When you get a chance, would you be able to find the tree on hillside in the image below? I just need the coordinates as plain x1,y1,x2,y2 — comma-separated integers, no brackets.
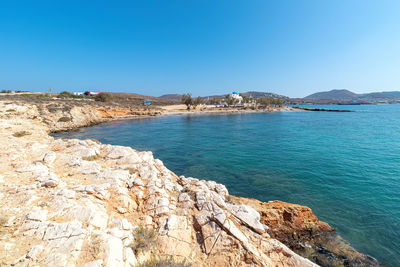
181,94,193,110
207,97,221,105
225,94,235,107
257,97,274,108
94,92,112,102
58,91,73,98
241,95,249,104
193,96,203,108
270,98,283,107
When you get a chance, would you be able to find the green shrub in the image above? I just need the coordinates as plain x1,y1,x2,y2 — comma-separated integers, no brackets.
13,131,31,137
58,91,73,98
130,226,157,255
58,116,71,122
94,92,112,102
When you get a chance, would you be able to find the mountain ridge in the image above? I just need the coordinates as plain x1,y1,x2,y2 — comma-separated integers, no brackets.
304,89,400,102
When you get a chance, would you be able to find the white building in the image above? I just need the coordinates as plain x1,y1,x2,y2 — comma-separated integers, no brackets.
230,91,243,105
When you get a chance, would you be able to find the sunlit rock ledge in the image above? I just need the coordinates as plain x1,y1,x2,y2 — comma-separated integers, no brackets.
0,101,381,267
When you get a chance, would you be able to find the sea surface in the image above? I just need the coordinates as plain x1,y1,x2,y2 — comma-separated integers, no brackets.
53,104,400,266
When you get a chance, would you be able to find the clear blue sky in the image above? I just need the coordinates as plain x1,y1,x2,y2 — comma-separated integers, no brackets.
1,0,399,97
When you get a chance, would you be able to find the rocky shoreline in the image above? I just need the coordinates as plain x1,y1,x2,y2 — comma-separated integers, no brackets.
0,101,382,266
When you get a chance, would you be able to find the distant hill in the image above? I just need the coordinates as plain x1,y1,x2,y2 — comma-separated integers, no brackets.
158,94,182,101
381,91,400,98
107,92,159,100
359,92,396,100
303,89,400,103
105,92,180,104
304,89,358,100
205,91,289,100
241,91,289,100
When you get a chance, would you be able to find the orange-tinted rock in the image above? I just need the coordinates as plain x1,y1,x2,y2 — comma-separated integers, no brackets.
232,198,333,245
232,196,383,267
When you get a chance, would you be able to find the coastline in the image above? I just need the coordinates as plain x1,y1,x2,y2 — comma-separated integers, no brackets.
0,100,382,266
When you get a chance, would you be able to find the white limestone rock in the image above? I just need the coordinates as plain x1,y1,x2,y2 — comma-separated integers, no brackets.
139,215,153,225
215,183,229,197
97,168,130,185
105,145,133,159
121,218,132,230
158,197,169,207
67,142,99,158
26,245,43,260
117,152,142,164
17,162,49,178
79,160,101,174
26,207,48,222
155,206,169,217
104,235,124,267
43,151,57,164
67,155,82,166
63,205,108,229
139,151,154,162
222,219,249,244
83,260,103,267
43,220,85,241
73,183,110,200
124,247,137,267
227,204,266,234
38,173,60,188
53,188,76,199
211,191,227,208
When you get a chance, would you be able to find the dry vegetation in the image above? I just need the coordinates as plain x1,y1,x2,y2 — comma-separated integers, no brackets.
13,131,31,137
58,116,72,122
139,256,192,267
130,226,157,255
0,215,8,227
82,155,101,161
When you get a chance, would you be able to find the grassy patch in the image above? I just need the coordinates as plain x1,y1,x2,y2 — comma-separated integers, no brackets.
128,168,138,175
139,256,192,267
130,226,157,255
13,131,31,137
82,155,100,161
0,214,9,227
58,116,72,122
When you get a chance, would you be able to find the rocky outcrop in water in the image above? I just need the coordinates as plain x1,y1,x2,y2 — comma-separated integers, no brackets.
232,197,383,267
0,101,382,266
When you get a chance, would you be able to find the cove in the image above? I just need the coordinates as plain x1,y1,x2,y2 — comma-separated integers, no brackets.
52,105,400,266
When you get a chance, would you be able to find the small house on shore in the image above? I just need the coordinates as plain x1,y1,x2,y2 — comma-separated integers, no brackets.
230,92,243,105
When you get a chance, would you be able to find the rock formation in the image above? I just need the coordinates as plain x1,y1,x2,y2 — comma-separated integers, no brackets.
232,197,383,267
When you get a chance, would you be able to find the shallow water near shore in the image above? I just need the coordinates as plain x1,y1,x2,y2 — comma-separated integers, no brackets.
53,104,400,266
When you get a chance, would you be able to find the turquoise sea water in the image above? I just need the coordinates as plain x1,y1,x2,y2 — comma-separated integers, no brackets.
53,105,400,266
